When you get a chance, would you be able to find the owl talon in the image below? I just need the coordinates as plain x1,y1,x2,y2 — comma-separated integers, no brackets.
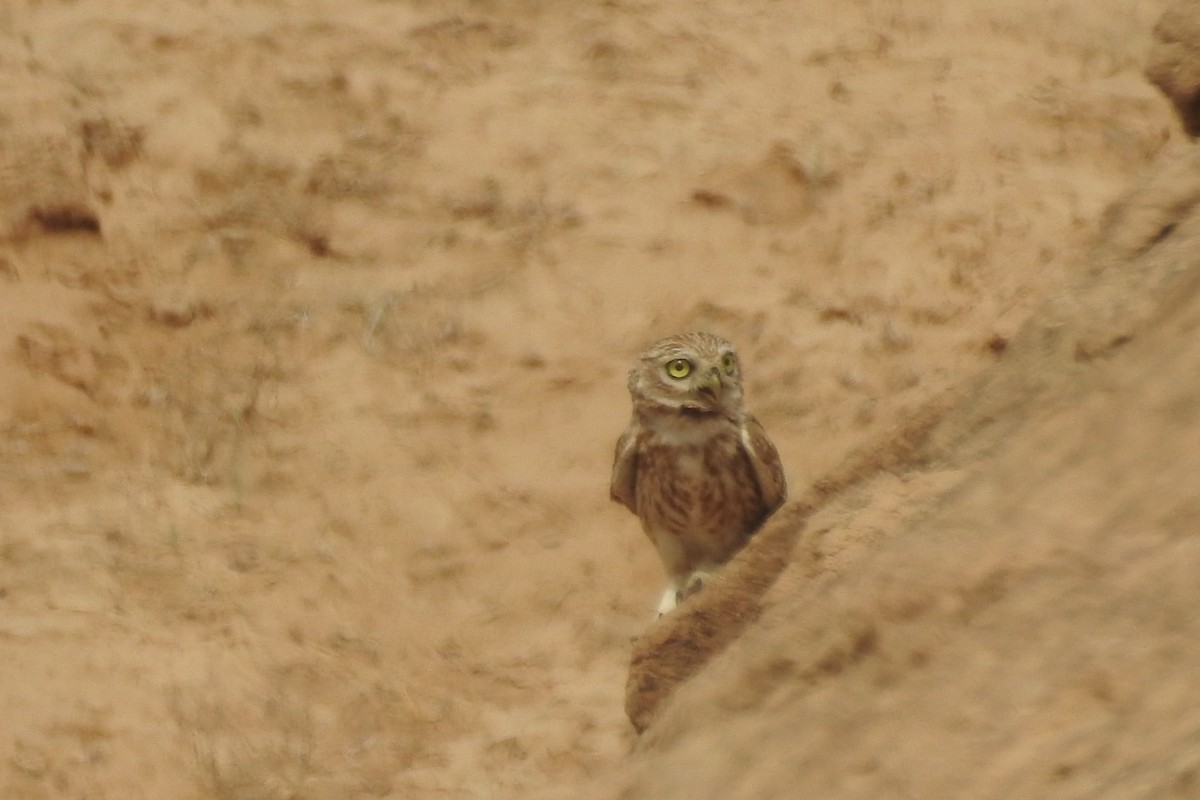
683,570,712,599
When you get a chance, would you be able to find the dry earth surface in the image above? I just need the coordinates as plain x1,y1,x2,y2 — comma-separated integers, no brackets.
0,1,1191,798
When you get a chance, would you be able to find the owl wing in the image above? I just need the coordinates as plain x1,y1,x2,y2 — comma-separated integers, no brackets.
741,414,787,512
610,423,640,513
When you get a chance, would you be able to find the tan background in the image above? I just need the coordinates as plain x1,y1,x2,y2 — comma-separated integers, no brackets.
0,1,1189,798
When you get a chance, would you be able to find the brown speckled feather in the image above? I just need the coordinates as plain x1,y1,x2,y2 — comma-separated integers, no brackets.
741,413,786,513
637,420,769,572
610,426,639,513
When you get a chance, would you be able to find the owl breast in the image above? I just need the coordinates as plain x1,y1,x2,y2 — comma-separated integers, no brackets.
634,422,768,578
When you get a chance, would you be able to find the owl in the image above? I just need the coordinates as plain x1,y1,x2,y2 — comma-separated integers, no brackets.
611,332,787,616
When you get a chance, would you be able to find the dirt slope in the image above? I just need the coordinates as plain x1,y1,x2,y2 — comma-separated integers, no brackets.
604,143,1200,800
0,1,1184,798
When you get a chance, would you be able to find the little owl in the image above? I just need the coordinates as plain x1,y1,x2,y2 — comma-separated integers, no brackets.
611,332,786,616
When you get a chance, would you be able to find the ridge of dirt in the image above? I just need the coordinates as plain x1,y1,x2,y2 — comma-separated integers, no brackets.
624,387,956,732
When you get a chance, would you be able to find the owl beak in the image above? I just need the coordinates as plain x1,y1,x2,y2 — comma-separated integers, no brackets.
699,368,723,398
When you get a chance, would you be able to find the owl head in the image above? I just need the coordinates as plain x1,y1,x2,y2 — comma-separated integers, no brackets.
628,331,746,417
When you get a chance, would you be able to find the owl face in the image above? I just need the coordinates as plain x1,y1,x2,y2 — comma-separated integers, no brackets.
628,332,745,416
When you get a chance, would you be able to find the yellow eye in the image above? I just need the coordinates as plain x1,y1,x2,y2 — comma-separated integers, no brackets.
665,358,692,379
720,353,737,375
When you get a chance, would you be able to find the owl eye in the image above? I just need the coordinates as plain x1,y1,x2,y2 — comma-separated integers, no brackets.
720,353,737,375
665,358,692,379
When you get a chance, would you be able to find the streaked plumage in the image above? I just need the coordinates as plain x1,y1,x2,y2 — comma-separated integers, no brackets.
611,332,786,616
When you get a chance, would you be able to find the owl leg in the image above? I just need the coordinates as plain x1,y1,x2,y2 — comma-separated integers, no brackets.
656,581,682,617
649,528,688,617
